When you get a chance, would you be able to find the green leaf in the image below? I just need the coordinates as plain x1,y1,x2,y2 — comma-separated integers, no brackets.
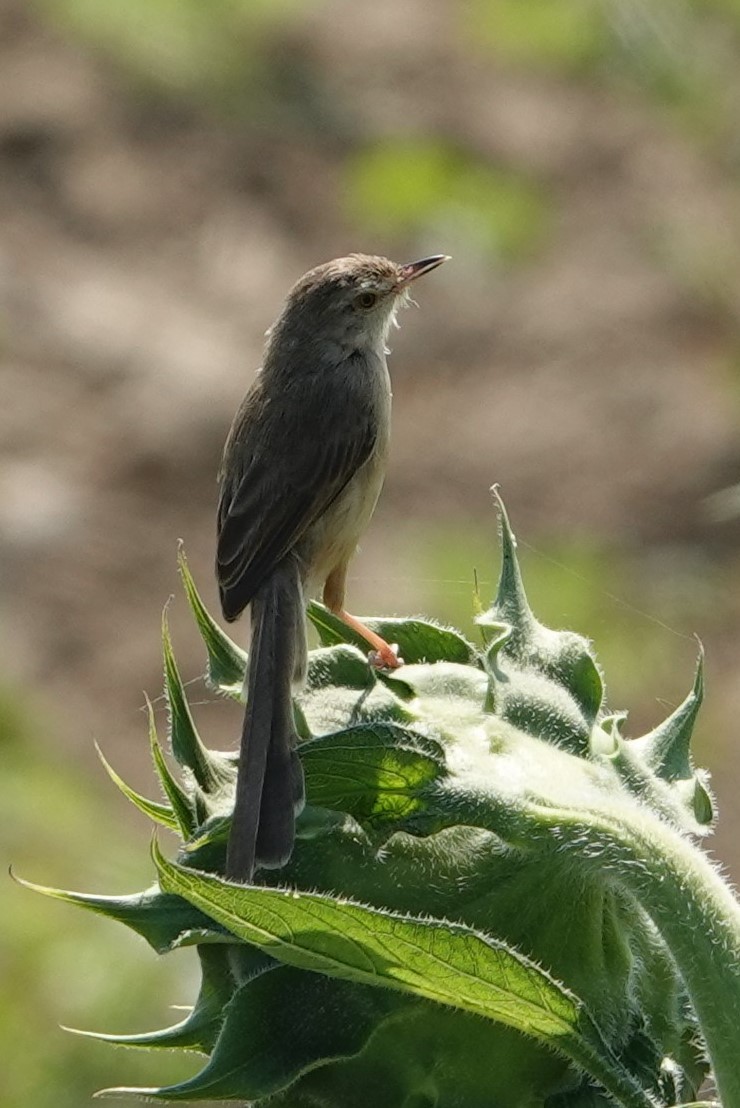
178,548,247,694
65,946,251,1053
13,873,225,954
688,775,715,827
541,643,604,724
490,661,592,754
162,609,233,794
632,647,704,782
300,679,416,736
604,730,714,837
146,696,198,836
117,968,395,1101
94,741,179,832
482,488,536,655
154,846,655,1108
481,493,603,725
305,644,377,691
392,661,489,704
307,602,477,665
301,723,445,825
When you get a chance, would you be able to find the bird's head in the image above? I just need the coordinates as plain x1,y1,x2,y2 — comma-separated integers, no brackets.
272,252,449,358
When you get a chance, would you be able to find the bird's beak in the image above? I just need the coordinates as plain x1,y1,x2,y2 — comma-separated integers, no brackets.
396,254,450,287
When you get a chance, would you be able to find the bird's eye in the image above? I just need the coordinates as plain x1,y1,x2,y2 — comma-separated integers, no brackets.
355,291,378,309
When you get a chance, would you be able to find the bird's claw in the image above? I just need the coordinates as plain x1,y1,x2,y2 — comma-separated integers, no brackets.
368,643,404,670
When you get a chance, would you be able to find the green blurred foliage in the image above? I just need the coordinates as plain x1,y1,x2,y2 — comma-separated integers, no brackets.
2,699,200,1107
345,141,550,263
466,0,608,73
700,0,740,26
467,0,740,155
36,0,302,105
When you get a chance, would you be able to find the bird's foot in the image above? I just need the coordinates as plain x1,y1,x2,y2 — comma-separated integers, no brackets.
336,609,405,669
368,643,404,670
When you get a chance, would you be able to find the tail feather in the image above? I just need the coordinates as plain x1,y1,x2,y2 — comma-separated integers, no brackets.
254,748,297,868
225,558,305,882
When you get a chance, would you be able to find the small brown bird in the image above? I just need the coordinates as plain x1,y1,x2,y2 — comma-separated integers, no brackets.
216,252,449,881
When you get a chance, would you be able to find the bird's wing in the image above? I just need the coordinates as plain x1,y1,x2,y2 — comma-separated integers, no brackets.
216,383,377,621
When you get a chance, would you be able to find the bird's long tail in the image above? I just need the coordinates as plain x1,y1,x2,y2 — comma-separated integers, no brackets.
226,557,305,882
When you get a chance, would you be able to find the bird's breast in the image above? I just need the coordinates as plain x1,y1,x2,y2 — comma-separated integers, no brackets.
300,352,391,593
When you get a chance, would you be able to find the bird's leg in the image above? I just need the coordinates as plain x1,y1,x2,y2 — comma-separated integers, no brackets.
337,609,403,669
323,565,403,670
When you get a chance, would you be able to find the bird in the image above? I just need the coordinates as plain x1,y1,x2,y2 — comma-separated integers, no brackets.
216,252,449,881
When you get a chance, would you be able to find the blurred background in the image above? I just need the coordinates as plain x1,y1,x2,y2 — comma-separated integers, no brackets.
3,0,740,1103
